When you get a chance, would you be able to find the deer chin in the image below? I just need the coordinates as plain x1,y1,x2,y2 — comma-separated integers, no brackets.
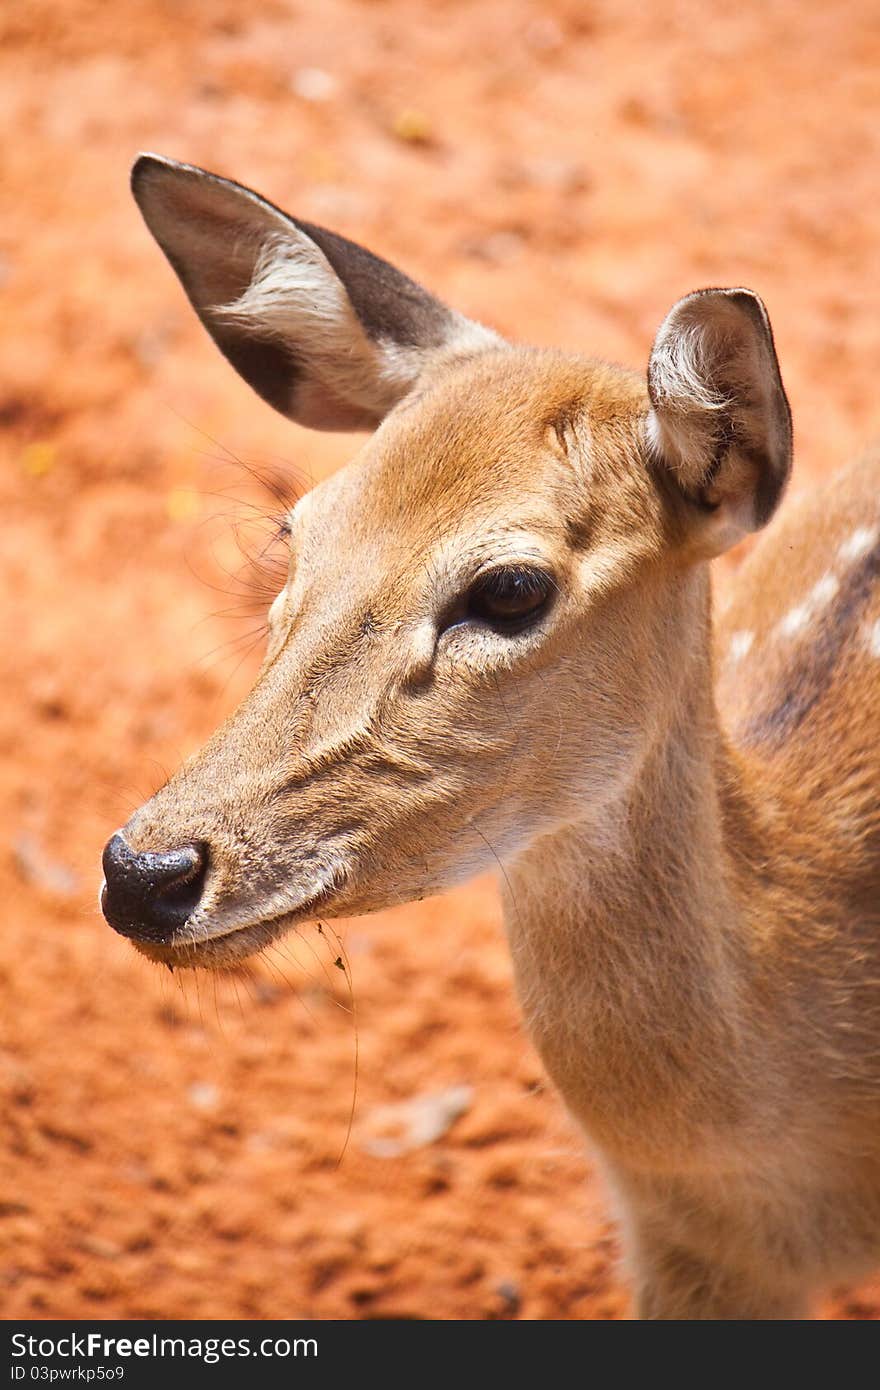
131,883,338,971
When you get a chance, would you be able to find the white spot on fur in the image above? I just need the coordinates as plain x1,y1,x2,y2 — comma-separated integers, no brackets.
837,525,878,564
866,618,880,659
777,572,839,639
779,604,810,637
809,573,840,608
728,630,754,663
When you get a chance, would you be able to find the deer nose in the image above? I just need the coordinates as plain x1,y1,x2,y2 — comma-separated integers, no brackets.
100,832,208,942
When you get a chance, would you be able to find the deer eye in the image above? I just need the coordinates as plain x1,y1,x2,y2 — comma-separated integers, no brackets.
466,565,554,633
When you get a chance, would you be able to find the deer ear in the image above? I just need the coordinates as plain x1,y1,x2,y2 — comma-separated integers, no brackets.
647,288,792,555
131,154,499,431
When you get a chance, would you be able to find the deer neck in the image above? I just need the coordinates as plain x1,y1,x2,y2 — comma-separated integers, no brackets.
501,565,777,1160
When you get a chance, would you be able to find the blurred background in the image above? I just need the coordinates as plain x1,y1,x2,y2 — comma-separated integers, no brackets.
2,0,879,1320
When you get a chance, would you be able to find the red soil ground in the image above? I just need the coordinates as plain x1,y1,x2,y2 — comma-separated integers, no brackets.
2,0,880,1320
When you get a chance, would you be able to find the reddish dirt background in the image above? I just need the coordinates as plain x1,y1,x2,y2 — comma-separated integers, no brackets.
3,0,880,1321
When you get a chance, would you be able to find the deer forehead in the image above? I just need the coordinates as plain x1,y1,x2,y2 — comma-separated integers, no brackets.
292,349,653,577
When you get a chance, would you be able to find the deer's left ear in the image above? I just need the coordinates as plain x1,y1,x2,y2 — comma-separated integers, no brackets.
647,288,792,555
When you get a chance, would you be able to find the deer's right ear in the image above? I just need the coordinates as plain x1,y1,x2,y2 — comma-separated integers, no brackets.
131,154,499,431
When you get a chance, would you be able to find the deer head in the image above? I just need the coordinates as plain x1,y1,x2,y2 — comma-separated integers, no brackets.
100,155,791,968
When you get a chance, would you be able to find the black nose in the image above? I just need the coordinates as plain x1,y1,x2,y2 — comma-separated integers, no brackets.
101,833,208,942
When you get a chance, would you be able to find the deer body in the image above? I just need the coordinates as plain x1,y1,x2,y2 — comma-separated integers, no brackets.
101,155,880,1318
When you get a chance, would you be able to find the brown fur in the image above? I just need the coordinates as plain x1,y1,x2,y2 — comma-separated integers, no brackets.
110,158,880,1318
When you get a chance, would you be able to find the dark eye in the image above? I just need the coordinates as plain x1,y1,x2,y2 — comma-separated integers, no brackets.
466,566,554,633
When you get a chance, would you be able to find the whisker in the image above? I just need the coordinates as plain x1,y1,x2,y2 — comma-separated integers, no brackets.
319,920,359,1168
260,946,320,1027
290,927,354,1014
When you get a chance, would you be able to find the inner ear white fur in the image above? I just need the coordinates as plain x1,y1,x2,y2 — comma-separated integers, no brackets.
213,233,431,428
131,153,501,433
647,288,792,554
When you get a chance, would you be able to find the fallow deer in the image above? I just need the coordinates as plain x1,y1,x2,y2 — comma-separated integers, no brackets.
101,155,880,1318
